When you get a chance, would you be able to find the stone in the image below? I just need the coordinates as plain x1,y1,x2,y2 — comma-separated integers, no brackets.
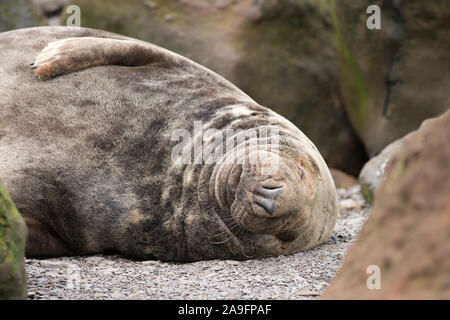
322,110,450,299
31,0,68,16
31,0,68,26
297,290,320,296
333,0,450,156
358,135,406,203
0,0,43,32
141,260,161,265
339,199,360,212
84,256,104,264
0,182,28,299
359,111,448,203
330,168,358,189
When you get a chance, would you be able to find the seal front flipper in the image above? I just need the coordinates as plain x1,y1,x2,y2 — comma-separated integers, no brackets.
31,36,185,80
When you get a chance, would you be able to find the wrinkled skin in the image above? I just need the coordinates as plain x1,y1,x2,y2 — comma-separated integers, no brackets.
0,27,338,261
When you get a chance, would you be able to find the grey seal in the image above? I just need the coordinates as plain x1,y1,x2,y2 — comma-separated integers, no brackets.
0,27,338,261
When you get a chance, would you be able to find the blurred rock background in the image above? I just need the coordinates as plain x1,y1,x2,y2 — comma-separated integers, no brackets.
2,0,449,177
335,0,450,156
323,111,450,299
0,0,42,30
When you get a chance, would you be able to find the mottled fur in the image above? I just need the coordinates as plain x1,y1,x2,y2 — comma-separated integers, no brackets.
0,27,338,261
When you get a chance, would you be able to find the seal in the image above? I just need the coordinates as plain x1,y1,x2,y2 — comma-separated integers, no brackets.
0,27,339,261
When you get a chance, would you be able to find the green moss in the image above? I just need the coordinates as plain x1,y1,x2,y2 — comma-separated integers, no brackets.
388,157,405,182
360,183,374,204
327,0,369,139
0,182,27,300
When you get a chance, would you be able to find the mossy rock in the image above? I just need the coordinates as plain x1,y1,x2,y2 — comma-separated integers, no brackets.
62,0,368,175
359,109,450,204
0,0,44,32
332,0,450,156
0,182,28,300
358,132,406,204
323,111,450,299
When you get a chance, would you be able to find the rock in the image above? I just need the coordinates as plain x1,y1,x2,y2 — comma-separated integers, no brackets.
322,110,450,299
84,256,104,264
62,0,368,175
141,260,161,265
336,185,361,200
211,265,224,271
0,182,28,299
31,0,68,16
0,0,43,32
333,0,450,156
297,290,320,296
359,111,448,202
339,199,360,212
30,0,68,26
110,292,126,299
330,168,358,189
358,135,406,203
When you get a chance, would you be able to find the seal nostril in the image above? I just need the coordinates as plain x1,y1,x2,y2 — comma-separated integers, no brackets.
253,194,276,215
253,185,284,200
252,185,284,215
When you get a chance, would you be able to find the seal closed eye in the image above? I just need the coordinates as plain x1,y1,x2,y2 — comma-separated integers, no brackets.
0,26,339,261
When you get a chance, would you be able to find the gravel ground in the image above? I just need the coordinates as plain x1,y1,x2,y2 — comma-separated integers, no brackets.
26,185,370,300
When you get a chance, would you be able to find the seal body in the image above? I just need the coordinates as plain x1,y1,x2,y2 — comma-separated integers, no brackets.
0,27,338,261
